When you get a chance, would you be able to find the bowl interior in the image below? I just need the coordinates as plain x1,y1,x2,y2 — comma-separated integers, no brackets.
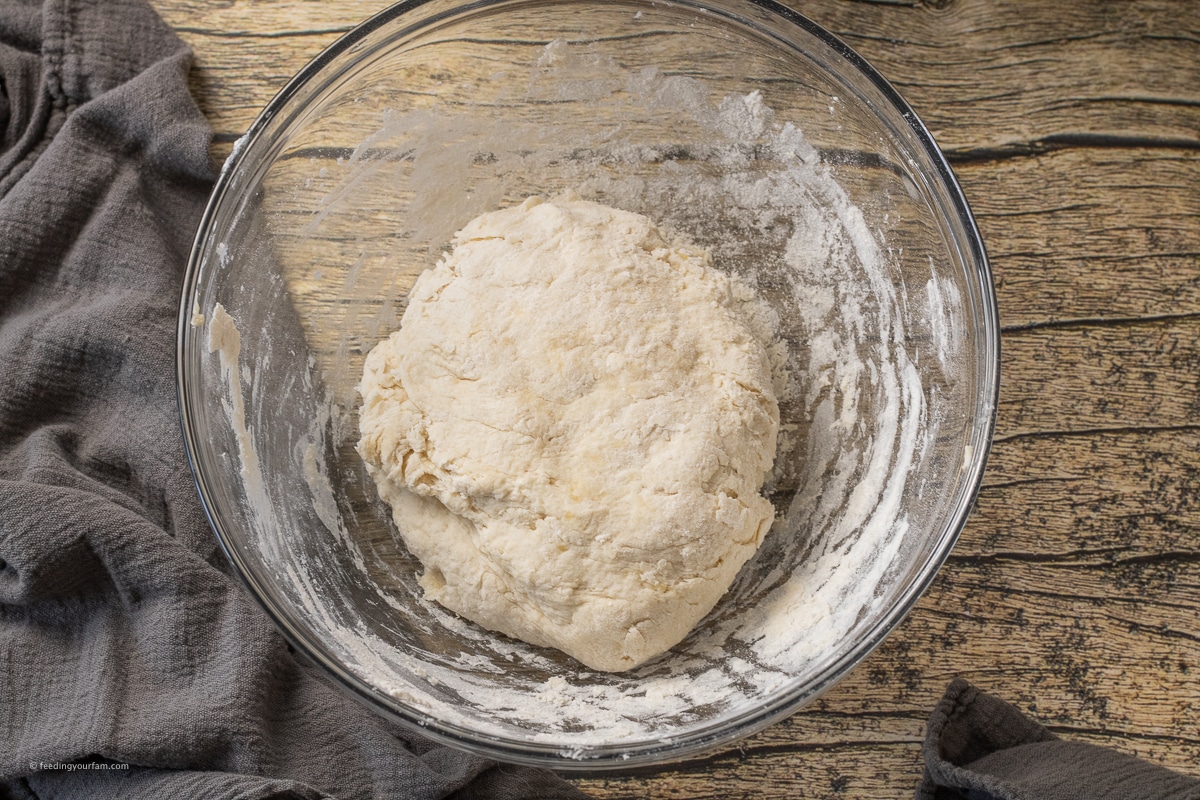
180,0,996,767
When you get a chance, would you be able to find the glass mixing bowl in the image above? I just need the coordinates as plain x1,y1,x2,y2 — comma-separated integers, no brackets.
178,0,998,768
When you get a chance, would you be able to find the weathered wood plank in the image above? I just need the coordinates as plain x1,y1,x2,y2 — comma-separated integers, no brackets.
997,318,1200,437
810,1,1200,152
959,148,1200,327
158,1,1200,161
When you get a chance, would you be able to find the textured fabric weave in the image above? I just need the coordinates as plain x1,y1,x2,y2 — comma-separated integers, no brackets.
918,679,1200,800
0,2,588,798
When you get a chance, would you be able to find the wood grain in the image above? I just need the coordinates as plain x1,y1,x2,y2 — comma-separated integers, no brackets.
151,0,1200,795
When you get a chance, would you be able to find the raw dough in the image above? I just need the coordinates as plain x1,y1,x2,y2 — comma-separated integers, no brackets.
357,193,779,671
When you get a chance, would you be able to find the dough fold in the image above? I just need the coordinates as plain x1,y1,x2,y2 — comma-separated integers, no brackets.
358,193,779,671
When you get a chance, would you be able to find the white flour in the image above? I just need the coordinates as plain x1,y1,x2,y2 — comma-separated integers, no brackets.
206,303,276,560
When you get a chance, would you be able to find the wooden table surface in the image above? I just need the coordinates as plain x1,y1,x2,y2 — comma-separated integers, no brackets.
153,0,1200,796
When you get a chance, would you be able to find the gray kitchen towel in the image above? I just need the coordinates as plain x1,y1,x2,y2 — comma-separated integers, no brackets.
918,679,1200,800
0,1,590,798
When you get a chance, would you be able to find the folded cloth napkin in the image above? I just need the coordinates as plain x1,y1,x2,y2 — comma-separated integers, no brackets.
0,1,589,798
918,679,1200,800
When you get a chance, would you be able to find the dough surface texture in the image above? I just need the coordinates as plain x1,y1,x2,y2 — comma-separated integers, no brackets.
357,194,779,671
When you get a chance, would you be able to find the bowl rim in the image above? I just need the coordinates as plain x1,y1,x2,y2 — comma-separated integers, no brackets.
177,0,1000,769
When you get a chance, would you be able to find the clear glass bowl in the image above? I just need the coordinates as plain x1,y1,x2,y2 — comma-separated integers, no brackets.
178,0,998,769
